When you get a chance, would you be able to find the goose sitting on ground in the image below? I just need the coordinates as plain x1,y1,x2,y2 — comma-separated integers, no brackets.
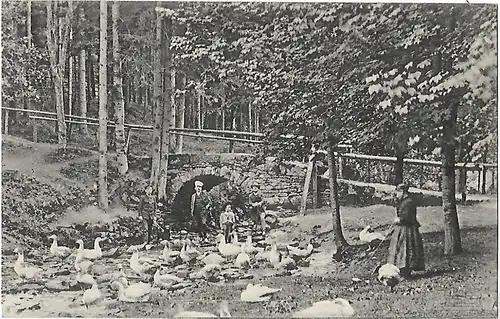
126,242,149,253
190,264,222,282
13,248,42,282
76,238,104,261
359,226,386,251
82,282,102,309
240,283,282,302
292,298,354,317
180,241,201,264
110,280,152,303
76,269,97,287
160,240,181,264
197,252,225,266
129,247,157,279
48,235,73,260
153,267,183,289
255,246,271,262
287,238,315,261
216,234,242,258
96,263,127,283
268,242,282,268
244,235,264,254
374,263,402,292
173,300,231,318
75,251,94,274
235,243,251,269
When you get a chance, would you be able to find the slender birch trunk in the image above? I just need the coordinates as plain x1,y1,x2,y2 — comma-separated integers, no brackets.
112,2,128,175
98,0,109,209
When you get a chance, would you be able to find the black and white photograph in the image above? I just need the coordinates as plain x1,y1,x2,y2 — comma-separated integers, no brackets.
1,1,498,317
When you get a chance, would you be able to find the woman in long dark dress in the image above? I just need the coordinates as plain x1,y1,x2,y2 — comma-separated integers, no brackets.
387,183,425,278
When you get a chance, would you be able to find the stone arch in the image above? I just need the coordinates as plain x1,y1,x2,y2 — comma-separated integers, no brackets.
168,164,254,219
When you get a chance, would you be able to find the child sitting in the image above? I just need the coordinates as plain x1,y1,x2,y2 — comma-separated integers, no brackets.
220,203,236,243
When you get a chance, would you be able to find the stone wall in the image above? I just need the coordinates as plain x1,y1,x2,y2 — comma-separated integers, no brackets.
127,153,483,210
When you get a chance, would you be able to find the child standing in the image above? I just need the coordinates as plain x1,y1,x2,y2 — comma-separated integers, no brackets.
249,184,268,235
220,203,236,243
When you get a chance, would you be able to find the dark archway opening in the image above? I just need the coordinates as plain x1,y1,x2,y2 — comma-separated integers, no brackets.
171,175,228,225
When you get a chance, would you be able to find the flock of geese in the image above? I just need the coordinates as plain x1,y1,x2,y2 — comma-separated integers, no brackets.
10,225,403,318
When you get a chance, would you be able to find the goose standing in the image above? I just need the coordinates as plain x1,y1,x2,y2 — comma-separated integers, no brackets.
244,235,263,254
129,246,156,279
374,263,402,292
48,235,73,261
292,298,354,317
76,237,104,260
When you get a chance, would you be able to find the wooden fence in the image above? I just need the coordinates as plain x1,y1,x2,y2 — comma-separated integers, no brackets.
2,106,497,194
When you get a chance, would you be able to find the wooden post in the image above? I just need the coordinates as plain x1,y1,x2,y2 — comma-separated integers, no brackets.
4,110,9,134
481,165,487,194
312,161,319,208
477,168,481,193
299,160,315,216
338,156,344,179
125,127,132,154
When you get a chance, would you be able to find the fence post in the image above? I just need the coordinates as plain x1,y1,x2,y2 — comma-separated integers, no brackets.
312,161,319,209
481,165,487,194
32,119,38,142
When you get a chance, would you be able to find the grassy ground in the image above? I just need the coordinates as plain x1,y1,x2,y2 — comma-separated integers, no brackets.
1,201,497,317
1,134,498,318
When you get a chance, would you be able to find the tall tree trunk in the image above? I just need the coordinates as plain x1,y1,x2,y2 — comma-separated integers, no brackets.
177,71,186,153
150,6,164,190
327,140,348,251
87,54,94,102
79,49,89,135
98,0,109,210
170,69,176,148
112,2,128,176
158,14,173,200
123,64,129,111
68,29,73,142
27,0,37,141
46,1,72,149
440,10,461,256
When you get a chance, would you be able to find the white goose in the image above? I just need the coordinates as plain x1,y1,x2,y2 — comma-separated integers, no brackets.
74,251,94,274
82,282,102,309
244,235,263,254
48,235,73,259
76,238,104,260
359,226,386,250
234,243,251,269
375,263,402,291
13,248,42,281
76,270,96,286
153,267,184,289
173,300,231,318
129,247,156,278
110,280,152,303
292,298,354,317
216,234,241,258
240,283,282,302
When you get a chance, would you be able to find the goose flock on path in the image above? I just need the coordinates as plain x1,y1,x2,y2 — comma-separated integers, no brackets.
9,225,403,317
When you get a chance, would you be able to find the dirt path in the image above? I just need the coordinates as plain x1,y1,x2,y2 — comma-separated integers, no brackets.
2,135,99,193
